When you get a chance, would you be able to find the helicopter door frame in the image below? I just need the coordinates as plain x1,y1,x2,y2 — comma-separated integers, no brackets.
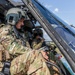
22,0,75,72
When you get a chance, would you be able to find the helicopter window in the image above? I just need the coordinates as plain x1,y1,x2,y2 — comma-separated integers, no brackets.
32,0,75,51
12,0,22,2
34,21,51,41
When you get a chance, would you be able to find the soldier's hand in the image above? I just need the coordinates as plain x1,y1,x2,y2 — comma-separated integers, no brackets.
41,50,49,61
39,37,44,42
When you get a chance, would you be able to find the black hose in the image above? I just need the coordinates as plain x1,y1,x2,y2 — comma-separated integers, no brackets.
46,61,63,75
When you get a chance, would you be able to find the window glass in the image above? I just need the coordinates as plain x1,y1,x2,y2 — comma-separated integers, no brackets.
12,0,22,2
32,0,75,52
34,21,51,41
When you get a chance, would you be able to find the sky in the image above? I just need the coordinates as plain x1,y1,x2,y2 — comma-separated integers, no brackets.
38,0,75,26
38,0,75,40
14,0,75,26
13,0,75,40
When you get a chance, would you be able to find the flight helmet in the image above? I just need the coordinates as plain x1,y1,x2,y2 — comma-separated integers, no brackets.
33,28,43,38
5,8,25,25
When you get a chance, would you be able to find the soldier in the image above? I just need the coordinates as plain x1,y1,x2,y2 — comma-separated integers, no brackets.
32,29,60,75
32,28,49,60
32,28,45,49
0,8,51,75
5,8,30,47
13,16,31,48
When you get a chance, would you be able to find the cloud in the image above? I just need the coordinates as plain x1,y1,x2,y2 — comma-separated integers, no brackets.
45,4,52,10
54,8,59,12
64,20,70,25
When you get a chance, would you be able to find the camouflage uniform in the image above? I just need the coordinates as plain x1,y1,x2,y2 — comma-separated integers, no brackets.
13,25,30,48
32,39,44,50
32,38,60,75
0,25,51,75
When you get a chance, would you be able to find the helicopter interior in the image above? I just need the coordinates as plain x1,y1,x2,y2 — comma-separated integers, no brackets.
0,0,75,75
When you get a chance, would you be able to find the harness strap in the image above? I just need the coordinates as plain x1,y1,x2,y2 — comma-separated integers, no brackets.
2,61,11,75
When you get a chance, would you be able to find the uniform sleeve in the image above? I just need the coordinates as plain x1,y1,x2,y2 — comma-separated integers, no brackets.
32,40,43,50
10,50,51,75
7,41,32,55
0,35,32,56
